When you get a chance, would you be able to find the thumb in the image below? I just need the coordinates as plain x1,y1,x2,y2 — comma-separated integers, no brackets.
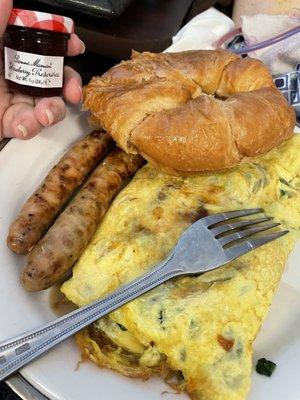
0,0,13,38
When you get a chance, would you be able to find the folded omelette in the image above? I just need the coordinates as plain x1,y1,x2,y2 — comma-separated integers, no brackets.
62,135,300,400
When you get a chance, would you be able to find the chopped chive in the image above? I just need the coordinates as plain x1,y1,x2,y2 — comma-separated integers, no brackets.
179,349,186,361
158,310,164,324
279,177,290,187
280,189,286,197
158,310,166,329
117,323,127,331
256,358,276,377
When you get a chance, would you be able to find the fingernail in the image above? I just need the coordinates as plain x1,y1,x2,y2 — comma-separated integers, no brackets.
45,108,55,125
17,124,28,138
79,40,86,54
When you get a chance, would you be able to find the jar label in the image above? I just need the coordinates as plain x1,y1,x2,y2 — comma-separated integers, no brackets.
4,47,64,89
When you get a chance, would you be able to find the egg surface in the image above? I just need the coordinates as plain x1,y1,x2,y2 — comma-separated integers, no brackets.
62,135,300,400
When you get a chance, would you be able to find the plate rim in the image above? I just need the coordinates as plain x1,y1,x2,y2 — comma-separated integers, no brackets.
6,374,49,400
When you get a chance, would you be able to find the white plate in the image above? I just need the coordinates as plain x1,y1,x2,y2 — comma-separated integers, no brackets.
0,106,299,400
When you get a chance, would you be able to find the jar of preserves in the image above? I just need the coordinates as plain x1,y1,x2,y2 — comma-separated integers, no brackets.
3,9,74,97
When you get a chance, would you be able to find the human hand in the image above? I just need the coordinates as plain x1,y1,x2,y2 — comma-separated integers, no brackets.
0,0,85,139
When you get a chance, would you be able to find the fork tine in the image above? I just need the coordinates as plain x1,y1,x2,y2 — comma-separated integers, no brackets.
202,208,263,227
219,222,280,246
211,217,271,236
224,230,289,262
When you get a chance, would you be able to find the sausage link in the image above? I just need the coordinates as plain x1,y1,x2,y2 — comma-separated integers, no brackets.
7,131,114,254
21,149,144,291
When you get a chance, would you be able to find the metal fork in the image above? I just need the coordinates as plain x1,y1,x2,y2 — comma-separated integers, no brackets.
0,208,288,381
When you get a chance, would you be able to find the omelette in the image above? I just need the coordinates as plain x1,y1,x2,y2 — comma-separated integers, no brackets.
62,135,300,400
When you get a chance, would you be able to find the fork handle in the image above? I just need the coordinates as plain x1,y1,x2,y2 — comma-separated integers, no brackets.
0,256,181,382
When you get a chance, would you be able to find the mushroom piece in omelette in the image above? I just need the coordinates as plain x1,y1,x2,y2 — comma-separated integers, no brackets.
62,135,300,400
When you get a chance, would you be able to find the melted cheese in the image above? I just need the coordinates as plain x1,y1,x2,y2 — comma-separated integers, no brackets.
62,135,300,400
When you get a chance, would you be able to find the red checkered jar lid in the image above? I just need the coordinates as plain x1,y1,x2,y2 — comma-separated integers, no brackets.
8,8,74,34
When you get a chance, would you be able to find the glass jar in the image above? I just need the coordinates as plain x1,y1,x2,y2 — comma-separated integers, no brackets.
3,9,74,97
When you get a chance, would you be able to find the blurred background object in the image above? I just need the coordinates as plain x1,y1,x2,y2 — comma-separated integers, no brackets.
30,0,135,20
13,0,233,83
233,0,300,26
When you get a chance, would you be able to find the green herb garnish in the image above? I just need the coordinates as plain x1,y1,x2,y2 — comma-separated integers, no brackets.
179,349,186,361
280,189,286,197
117,323,127,331
256,358,276,377
279,177,290,187
158,310,166,329
158,310,164,324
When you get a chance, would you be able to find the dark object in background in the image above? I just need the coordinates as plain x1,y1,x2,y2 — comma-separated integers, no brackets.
274,64,300,128
32,0,134,20
256,358,277,377
14,0,232,59
185,0,233,21
14,0,197,79
0,382,20,400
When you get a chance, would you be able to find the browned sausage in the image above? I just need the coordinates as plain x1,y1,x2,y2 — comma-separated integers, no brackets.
21,149,145,291
7,131,114,254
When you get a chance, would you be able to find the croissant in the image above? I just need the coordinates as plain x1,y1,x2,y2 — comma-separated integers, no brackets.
84,50,295,174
